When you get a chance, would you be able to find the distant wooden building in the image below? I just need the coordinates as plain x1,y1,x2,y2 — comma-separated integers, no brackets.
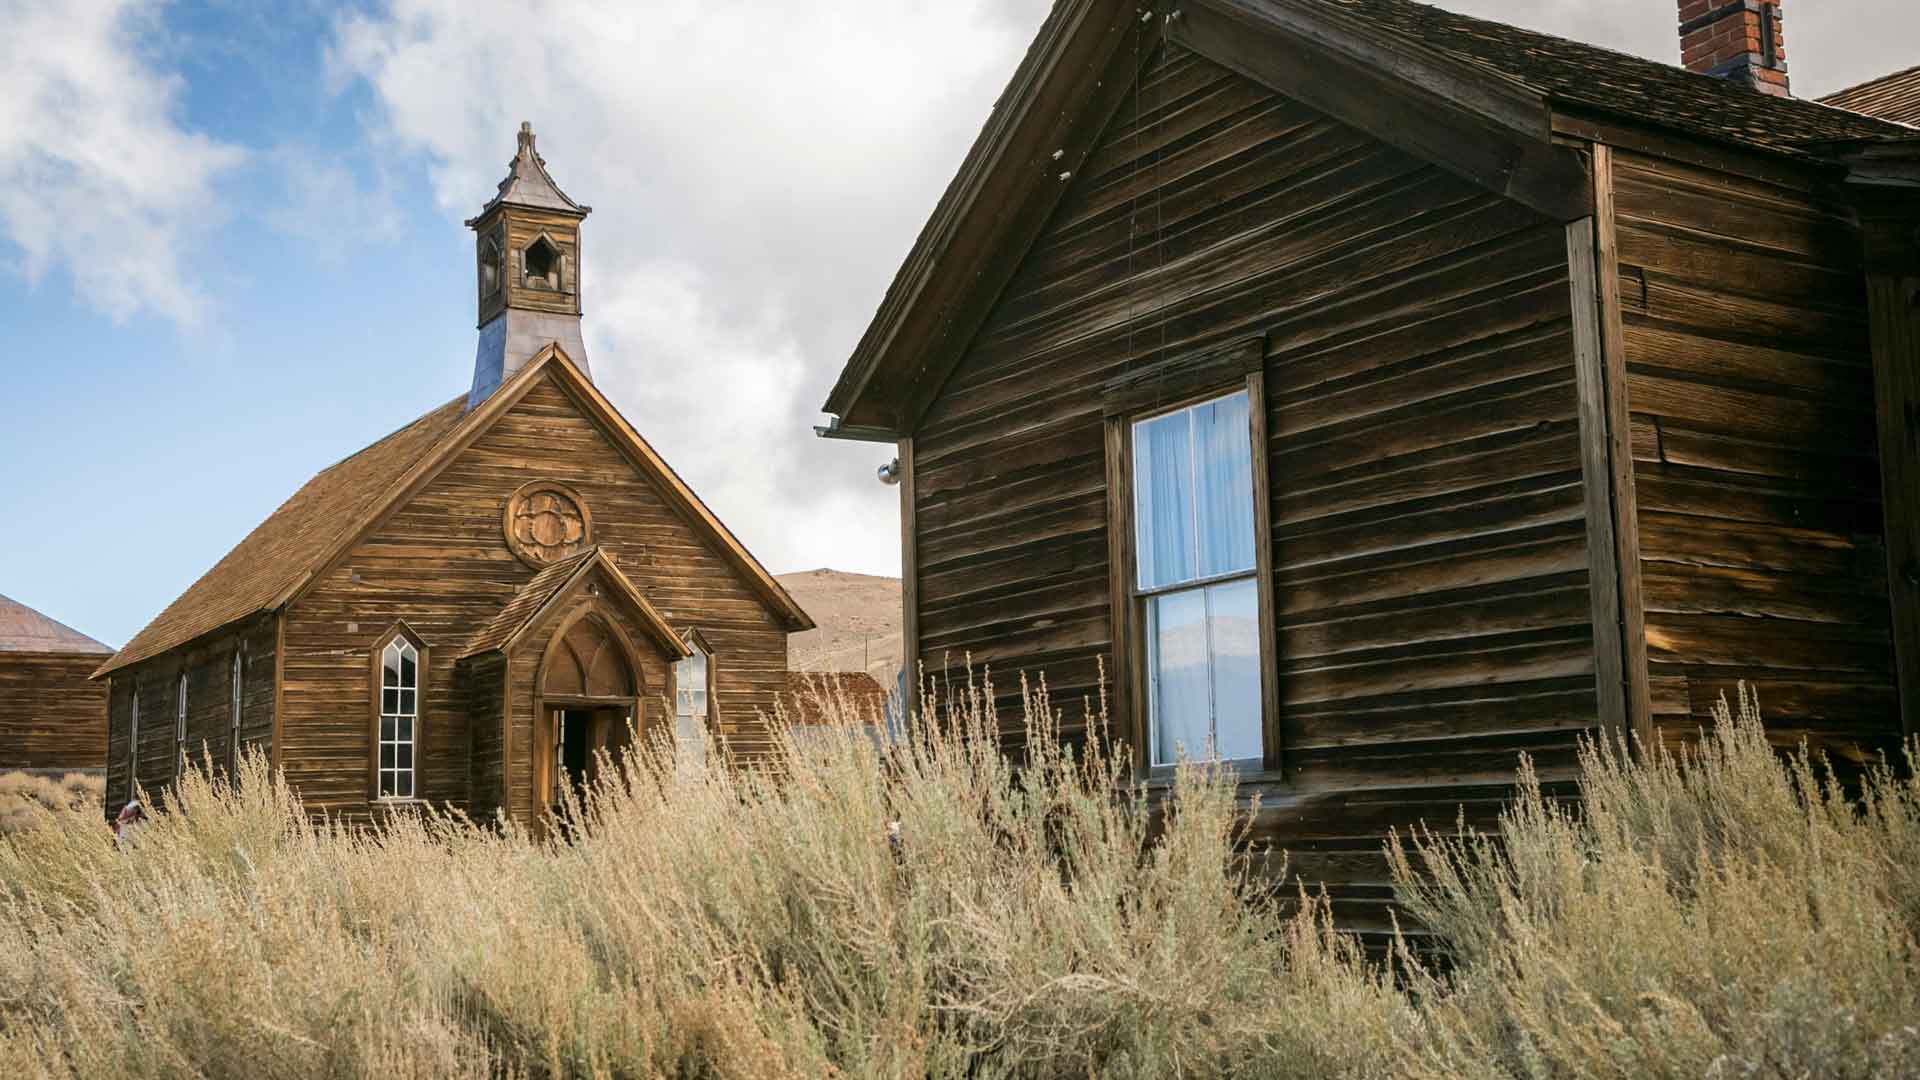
820,0,1920,936
0,595,112,773
97,125,813,825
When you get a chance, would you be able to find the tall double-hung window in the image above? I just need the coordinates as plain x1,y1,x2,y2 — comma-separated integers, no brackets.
378,637,419,799
1132,390,1262,766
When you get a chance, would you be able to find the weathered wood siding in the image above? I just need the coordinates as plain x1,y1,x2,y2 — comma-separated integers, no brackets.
0,653,108,771
1609,147,1900,762
461,653,507,822
909,45,1594,933
282,373,791,821
104,615,277,814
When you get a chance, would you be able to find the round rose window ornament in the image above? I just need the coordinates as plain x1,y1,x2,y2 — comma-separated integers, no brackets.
504,480,593,567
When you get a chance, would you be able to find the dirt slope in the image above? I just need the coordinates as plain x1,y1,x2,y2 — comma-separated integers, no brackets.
778,569,902,685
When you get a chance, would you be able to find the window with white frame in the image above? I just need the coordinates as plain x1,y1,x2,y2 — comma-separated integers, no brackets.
175,672,189,773
229,651,244,771
378,638,419,799
673,637,710,768
1133,390,1263,767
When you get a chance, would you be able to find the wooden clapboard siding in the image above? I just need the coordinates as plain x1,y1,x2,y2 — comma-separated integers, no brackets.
281,371,789,821
461,653,508,822
1609,147,1900,762
910,43,1596,921
103,615,277,815
0,654,108,771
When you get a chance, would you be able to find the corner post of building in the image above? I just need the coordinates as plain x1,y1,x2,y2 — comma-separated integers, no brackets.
1855,177,1920,739
1568,143,1653,752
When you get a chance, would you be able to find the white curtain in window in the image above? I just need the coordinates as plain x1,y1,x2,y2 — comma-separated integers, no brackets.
1194,393,1254,579
1134,408,1195,590
1134,392,1253,589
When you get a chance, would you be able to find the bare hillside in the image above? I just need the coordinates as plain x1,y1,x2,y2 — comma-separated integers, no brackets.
779,569,902,684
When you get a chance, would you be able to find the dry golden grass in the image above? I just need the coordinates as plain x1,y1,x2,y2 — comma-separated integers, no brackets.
0,770,102,835
0,678,1913,1078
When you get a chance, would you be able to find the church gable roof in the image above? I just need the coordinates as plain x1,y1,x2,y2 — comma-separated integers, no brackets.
100,348,809,677
0,595,112,655
461,547,689,660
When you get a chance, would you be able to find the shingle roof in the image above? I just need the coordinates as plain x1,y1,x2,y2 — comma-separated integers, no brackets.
465,123,589,224
784,671,890,726
1316,0,1906,158
461,547,690,660
461,548,601,658
0,595,112,655
98,396,471,676
1821,65,1920,128
99,349,811,680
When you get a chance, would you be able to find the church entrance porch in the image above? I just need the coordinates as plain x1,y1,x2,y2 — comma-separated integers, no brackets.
539,704,634,813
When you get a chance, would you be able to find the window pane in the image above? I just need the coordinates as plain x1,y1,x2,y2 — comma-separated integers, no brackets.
399,648,417,690
1193,393,1255,578
1207,578,1263,761
398,716,413,743
1148,588,1210,766
383,645,401,688
397,744,412,771
1133,409,1196,590
380,772,396,798
381,715,396,741
382,689,400,716
399,689,416,716
397,773,413,798
381,744,395,769
675,708,708,770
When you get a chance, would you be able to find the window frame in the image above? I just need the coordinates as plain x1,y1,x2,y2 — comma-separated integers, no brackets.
368,623,428,803
228,648,245,773
175,671,189,779
127,679,141,794
1103,341,1280,780
672,628,719,765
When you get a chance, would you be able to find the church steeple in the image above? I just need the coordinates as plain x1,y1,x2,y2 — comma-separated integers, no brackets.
466,122,592,408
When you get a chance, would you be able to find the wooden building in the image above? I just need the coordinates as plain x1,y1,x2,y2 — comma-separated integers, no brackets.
0,595,112,773
97,125,813,825
819,0,1920,936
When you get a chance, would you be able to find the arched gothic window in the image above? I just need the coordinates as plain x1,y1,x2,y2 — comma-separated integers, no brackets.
374,630,424,800
175,672,189,778
228,650,244,772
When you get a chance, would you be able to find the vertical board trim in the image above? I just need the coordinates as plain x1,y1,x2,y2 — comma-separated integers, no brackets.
1568,214,1630,743
1868,271,1920,738
1247,367,1283,771
898,437,921,720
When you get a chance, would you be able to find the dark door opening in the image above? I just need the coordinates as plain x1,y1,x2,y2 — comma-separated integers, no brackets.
556,708,595,806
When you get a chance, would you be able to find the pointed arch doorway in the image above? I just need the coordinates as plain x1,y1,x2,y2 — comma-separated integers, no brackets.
534,607,643,813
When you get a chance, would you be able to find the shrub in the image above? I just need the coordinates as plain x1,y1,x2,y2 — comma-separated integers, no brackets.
0,680,1913,1078
0,770,102,835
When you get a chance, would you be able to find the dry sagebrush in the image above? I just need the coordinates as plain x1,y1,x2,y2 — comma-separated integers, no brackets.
0,679,1916,1079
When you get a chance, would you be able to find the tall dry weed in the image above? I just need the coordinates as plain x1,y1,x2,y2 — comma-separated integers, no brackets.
1,678,1915,1078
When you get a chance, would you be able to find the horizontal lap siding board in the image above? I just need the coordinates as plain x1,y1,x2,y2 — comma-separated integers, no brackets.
910,42,1595,935
283,373,790,822
1610,148,1899,763
0,654,108,772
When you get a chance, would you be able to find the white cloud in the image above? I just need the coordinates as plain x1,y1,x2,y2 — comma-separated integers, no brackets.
329,0,1050,577
0,0,243,325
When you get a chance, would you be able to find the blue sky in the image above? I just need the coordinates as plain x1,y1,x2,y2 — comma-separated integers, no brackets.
2,0,1912,650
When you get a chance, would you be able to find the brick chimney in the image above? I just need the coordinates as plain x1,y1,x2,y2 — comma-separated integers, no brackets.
1679,1,1789,96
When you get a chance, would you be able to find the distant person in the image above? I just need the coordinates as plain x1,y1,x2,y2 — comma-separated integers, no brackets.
113,801,146,846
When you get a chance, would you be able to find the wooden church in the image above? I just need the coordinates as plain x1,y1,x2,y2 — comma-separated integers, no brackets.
97,124,813,825
820,0,1920,937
